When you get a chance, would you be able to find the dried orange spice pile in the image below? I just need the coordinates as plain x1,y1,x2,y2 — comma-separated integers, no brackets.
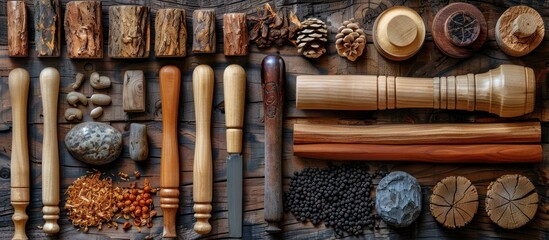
114,177,158,232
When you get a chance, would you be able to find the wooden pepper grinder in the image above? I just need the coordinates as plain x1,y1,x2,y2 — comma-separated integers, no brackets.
9,68,30,240
372,6,425,61
193,65,214,234
262,55,285,233
40,68,60,234
495,5,544,57
432,2,487,58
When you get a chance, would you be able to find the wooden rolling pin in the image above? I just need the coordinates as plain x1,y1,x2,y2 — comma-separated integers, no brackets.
159,65,181,238
9,68,30,240
193,64,214,235
296,64,535,117
40,67,60,234
294,122,541,145
262,55,285,233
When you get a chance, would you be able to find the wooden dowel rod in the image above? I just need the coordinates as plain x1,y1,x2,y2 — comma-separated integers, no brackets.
294,144,542,163
294,122,541,145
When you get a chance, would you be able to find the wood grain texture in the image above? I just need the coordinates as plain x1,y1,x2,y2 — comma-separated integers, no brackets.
34,0,61,57
192,9,216,54
108,5,150,58
430,176,478,229
129,123,148,161
223,13,249,56
495,5,545,57
64,1,103,58
7,1,28,57
155,8,186,57
123,70,145,112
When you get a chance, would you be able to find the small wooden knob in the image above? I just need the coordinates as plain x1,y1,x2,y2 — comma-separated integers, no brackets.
512,13,537,38
387,15,417,47
495,5,544,57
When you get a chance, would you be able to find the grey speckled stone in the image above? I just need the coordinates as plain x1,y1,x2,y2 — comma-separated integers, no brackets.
375,171,422,227
65,122,122,165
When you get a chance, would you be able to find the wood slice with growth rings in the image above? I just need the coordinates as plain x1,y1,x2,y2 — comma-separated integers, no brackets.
430,176,478,229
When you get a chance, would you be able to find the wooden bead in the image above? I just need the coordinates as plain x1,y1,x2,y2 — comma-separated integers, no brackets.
35,0,61,57
495,6,544,57
432,2,487,58
123,70,146,112
155,8,187,57
192,9,216,54
7,1,28,57
223,13,249,56
486,174,538,229
430,176,478,229
372,6,425,61
108,5,150,58
64,1,103,58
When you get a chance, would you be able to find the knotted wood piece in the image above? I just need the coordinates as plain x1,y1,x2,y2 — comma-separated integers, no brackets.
485,174,538,229
7,1,28,57
155,8,187,57
35,0,61,57
64,1,103,58
108,5,150,58
432,2,487,58
123,70,146,112
495,6,544,57
223,13,249,56
430,176,478,229
192,9,216,54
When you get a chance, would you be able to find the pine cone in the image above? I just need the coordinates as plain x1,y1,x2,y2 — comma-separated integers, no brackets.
335,19,366,61
297,18,328,58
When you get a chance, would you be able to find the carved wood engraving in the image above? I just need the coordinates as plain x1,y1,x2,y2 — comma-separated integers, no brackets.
155,8,187,57
35,0,61,57
123,70,146,112
7,1,28,57
64,1,103,58
223,13,248,56
192,9,216,53
108,5,150,58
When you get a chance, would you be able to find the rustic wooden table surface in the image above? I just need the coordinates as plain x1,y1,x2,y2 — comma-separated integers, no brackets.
0,0,548,239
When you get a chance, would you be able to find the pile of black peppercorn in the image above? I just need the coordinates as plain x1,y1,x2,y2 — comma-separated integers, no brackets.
284,164,385,237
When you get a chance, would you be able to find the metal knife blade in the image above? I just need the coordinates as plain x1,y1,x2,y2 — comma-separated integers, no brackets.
227,153,243,238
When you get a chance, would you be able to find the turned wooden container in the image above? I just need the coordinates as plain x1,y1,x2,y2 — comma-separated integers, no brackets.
495,5,544,57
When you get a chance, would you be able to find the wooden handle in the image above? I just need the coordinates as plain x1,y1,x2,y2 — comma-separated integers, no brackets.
224,64,246,153
9,68,30,240
159,65,181,238
294,122,541,145
193,64,214,235
39,67,60,234
262,55,285,233
294,144,542,163
296,64,535,117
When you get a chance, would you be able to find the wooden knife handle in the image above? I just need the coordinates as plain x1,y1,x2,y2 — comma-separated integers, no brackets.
262,55,285,233
159,65,181,238
193,64,214,235
39,67,60,234
9,68,30,240
296,64,535,117
224,64,246,154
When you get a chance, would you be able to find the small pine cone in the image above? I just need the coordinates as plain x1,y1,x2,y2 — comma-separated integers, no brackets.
335,19,366,61
297,18,328,58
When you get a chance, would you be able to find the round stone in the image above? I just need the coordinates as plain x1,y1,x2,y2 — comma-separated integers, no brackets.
65,122,122,165
376,171,422,227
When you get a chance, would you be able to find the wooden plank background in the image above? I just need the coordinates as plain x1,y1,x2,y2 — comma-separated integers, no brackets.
0,0,548,239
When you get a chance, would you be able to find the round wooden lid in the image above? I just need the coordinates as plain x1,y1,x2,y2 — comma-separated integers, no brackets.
495,5,544,57
373,6,425,61
485,174,538,229
430,176,478,229
432,2,487,58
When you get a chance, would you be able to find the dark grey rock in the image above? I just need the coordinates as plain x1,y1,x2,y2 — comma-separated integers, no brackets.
65,122,122,165
375,171,422,227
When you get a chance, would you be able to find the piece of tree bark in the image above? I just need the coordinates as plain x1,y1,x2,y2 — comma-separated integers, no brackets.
223,13,248,56
7,1,28,57
485,174,539,229
123,70,146,112
108,5,150,58
64,1,103,58
155,8,187,57
35,0,61,57
192,9,216,53
430,176,478,229
129,123,148,161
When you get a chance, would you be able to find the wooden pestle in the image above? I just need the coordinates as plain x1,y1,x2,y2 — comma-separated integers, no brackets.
40,68,60,234
193,65,214,234
262,55,285,233
9,68,30,240
159,65,181,238
296,64,535,117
